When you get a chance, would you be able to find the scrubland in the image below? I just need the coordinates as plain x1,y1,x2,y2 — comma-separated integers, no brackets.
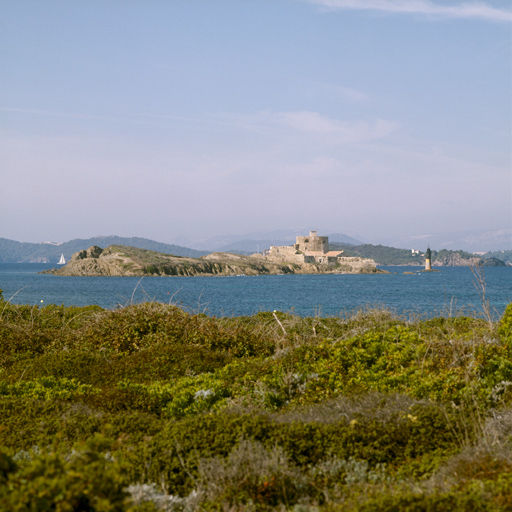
0,289,511,511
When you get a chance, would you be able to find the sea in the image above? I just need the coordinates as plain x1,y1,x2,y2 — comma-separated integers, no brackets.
0,263,510,320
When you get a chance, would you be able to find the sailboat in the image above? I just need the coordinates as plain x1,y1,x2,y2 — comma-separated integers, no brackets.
58,254,66,265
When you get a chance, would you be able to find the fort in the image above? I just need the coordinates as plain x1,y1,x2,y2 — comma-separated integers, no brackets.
265,231,354,267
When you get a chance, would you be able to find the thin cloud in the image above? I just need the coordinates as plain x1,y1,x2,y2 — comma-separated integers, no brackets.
328,84,368,102
309,81,369,102
257,111,399,143
305,0,512,22
207,111,399,144
0,107,125,123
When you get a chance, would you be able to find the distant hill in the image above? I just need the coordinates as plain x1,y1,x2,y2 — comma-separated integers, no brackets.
376,228,511,253
0,237,208,263
330,243,497,266
326,233,365,246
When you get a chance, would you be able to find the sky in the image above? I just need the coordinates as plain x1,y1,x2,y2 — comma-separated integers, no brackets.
1,0,511,245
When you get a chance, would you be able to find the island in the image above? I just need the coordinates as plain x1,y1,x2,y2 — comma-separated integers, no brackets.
41,232,386,277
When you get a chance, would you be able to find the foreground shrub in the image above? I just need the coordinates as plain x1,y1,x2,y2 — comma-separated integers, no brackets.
128,397,459,497
498,303,512,343
197,438,309,509
0,438,128,512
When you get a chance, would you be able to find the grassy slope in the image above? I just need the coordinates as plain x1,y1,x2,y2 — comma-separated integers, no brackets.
0,293,511,510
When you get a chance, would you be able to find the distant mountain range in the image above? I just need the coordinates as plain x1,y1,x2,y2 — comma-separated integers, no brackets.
0,237,208,263
170,230,365,253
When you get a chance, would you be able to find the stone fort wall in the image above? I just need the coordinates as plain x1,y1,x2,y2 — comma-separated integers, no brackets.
266,245,316,264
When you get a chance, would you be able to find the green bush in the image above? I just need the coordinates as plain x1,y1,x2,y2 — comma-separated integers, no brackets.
498,303,512,343
0,438,128,512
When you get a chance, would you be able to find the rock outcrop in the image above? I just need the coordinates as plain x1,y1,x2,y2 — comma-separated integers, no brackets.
331,256,384,274
481,257,507,267
41,245,386,277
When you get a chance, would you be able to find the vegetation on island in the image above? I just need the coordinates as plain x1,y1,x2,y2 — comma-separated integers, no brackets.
0,285,511,510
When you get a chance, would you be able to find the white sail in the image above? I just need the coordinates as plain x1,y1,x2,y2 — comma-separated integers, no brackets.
58,253,66,265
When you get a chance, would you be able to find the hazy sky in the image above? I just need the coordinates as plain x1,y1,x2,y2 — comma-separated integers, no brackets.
2,0,511,244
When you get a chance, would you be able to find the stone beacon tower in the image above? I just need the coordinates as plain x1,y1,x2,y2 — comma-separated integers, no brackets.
425,247,432,271
295,231,329,253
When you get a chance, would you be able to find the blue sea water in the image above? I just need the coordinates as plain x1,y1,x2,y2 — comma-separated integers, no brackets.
0,263,510,319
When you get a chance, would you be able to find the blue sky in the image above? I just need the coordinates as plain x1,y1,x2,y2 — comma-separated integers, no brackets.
1,0,511,245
